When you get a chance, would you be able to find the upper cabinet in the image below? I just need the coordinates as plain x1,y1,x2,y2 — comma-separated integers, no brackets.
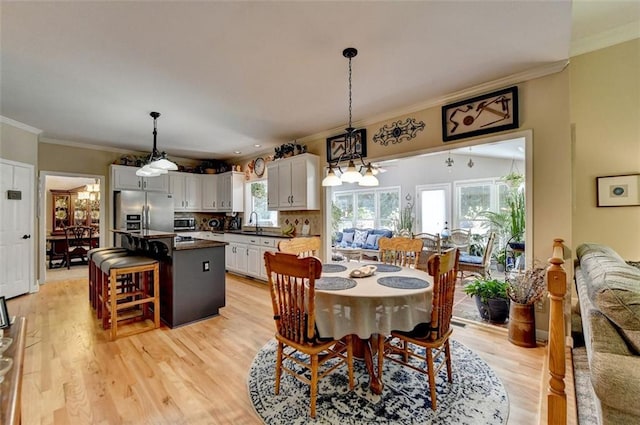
217,172,244,212
110,165,169,192
169,172,202,212
201,174,218,211
267,153,319,211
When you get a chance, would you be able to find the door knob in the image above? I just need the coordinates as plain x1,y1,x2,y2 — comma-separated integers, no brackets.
22,234,31,239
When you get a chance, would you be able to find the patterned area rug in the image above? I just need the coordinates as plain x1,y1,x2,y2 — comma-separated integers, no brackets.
247,339,509,424
572,347,598,425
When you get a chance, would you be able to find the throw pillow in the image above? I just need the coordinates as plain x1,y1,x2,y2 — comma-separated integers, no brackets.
342,231,354,244
364,233,382,250
352,229,369,247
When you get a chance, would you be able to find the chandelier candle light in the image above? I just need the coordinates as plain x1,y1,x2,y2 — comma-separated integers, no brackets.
322,48,378,187
136,111,178,177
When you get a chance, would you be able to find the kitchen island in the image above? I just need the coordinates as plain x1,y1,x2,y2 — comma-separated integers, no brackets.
113,229,227,328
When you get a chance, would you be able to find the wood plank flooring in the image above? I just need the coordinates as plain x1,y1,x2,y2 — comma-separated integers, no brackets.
9,271,557,424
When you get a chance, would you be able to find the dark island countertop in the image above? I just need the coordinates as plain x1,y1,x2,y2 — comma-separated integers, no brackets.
174,240,227,251
112,229,177,239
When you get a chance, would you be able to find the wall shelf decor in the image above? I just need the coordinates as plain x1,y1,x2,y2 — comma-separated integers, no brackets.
596,173,640,207
442,86,519,142
372,118,425,146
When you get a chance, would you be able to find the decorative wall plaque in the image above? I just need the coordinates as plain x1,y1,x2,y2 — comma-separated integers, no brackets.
442,86,519,142
373,118,425,146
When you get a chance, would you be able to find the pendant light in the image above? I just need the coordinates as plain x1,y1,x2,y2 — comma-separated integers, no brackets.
322,47,378,187
136,112,178,177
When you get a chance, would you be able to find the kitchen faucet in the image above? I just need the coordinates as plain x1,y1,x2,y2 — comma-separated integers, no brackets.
249,211,262,234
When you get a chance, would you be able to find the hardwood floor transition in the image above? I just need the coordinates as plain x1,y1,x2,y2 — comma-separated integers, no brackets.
8,272,560,424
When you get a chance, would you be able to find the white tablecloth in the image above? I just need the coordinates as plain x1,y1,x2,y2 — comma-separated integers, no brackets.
315,263,433,339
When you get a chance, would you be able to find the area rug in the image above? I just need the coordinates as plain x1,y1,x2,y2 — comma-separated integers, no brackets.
572,346,598,425
247,339,509,424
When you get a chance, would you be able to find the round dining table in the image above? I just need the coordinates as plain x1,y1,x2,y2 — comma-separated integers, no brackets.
314,262,433,394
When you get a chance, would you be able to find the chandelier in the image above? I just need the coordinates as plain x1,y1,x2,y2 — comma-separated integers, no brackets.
136,112,178,177
322,48,378,187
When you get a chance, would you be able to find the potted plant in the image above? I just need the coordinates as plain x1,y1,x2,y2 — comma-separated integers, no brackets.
494,250,507,272
506,266,546,347
463,278,510,323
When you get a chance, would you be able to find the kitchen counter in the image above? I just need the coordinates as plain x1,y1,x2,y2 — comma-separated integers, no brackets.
217,230,320,239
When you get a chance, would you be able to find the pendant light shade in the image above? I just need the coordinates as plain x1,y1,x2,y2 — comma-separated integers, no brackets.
321,47,378,188
136,112,178,177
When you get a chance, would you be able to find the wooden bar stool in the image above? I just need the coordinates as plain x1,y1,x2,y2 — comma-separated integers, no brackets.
99,256,160,340
87,247,129,310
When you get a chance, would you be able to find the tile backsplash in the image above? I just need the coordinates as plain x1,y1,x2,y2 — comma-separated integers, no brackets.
175,210,322,235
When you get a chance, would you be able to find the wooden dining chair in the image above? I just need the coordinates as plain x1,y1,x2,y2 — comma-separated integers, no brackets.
263,251,354,418
63,225,93,269
383,248,460,410
378,237,424,268
277,236,321,258
458,232,496,280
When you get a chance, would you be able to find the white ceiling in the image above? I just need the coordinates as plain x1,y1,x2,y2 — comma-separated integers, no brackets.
1,1,638,161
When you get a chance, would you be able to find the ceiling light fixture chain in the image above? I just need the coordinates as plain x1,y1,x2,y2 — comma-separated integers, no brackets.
322,47,378,187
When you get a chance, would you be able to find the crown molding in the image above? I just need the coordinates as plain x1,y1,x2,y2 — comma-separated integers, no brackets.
571,22,640,57
39,137,138,155
299,60,569,143
0,115,42,134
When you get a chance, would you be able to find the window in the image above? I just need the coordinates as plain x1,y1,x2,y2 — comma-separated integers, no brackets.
244,180,277,227
331,187,400,232
454,178,508,234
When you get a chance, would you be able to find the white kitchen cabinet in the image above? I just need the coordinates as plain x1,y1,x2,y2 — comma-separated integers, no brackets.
169,172,202,212
224,233,279,281
217,171,244,212
201,174,218,211
267,153,319,210
110,164,169,192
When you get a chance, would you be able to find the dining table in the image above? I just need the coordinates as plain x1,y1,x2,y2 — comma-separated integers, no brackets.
314,262,433,394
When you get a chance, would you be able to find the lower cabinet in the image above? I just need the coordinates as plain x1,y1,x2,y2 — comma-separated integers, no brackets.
225,234,278,281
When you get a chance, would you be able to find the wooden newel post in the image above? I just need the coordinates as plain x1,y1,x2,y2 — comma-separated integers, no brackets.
547,238,567,425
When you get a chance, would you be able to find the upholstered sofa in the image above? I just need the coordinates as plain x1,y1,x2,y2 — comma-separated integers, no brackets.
334,228,393,259
574,243,640,424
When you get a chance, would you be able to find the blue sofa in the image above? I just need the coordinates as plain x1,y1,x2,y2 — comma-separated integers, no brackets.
334,228,393,257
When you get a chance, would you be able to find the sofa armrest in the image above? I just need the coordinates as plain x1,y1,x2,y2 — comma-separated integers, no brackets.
591,351,640,416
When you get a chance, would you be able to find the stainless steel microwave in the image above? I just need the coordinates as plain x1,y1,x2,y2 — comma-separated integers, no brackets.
174,217,196,231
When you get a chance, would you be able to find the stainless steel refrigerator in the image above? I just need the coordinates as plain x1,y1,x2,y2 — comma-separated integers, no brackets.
114,191,175,233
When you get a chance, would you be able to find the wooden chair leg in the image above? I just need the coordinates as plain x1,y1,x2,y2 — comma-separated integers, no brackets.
310,354,319,418
426,348,437,410
377,334,385,384
444,340,453,382
346,335,354,389
110,269,118,340
152,263,160,328
275,341,283,395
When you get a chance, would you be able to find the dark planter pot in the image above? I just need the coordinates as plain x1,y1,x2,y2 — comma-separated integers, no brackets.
474,297,510,323
508,241,525,251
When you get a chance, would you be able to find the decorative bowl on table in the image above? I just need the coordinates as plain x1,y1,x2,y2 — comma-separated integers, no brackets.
0,337,13,356
349,265,377,278
0,357,12,383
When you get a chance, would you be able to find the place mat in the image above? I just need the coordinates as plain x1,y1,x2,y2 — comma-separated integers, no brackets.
377,276,430,289
364,263,402,272
315,277,357,291
322,264,347,273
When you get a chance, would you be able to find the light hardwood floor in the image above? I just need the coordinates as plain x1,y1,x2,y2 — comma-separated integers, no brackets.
10,272,555,425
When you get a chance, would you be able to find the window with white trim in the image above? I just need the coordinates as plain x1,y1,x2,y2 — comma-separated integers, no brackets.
244,180,278,227
454,178,509,234
331,187,400,232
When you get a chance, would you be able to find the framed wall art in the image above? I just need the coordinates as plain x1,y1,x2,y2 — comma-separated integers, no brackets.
326,129,367,163
442,86,519,142
596,174,640,207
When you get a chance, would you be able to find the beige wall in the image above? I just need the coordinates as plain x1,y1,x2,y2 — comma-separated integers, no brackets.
571,39,640,259
0,122,39,165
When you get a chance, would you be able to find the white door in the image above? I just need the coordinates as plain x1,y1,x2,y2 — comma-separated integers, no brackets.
416,183,451,235
0,159,34,298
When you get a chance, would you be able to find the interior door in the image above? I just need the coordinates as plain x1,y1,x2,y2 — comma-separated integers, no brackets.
0,159,34,298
